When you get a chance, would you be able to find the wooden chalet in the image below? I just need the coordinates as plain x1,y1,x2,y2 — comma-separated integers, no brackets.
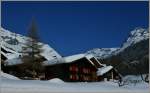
44,54,98,82
44,54,121,82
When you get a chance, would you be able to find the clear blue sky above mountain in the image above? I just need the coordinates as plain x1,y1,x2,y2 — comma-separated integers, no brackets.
2,1,148,56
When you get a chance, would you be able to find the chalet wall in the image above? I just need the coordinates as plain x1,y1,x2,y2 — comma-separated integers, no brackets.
45,58,98,82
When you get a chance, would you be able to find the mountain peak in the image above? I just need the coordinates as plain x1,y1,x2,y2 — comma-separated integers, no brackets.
118,28,149,53
130,28,148,40
87,27,149,59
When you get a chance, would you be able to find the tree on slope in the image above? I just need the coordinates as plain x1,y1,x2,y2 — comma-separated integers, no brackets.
21,18,44,79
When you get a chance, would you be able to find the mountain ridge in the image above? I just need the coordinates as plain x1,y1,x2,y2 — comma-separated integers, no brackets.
87,28,149,59
0,27,62,60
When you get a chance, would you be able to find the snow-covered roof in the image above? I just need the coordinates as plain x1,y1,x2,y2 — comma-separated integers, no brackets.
97,66,113,76
43,60,58,66
64,54,99,67
4,58,23,66
43,58,65,66
64,53,96,62
43,54,99,66
43,54,89,66
85,54,94,59
64,54,85,63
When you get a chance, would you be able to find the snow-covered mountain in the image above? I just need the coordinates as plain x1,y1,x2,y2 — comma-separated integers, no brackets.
115,28,149,54
1,27,148,63
86,48,119,59
0,27,62,60
87,28,149,59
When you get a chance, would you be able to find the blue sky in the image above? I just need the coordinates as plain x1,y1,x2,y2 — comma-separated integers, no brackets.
1,1,149,56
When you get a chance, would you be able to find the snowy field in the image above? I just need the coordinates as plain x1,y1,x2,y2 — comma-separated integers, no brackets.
1,78,149,93
1,72,149,93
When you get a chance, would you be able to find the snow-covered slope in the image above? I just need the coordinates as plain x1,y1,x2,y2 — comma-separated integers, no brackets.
87,28,149,59
1,27,148,64
115,28,149,54
87,48,119,59
0,27,62,60
1,71,20,80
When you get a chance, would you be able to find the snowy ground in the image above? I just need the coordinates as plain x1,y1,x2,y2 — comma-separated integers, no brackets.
1,72,149,93
1,78,149,93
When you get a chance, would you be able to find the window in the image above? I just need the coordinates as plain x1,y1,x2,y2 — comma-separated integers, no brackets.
69,65,78,72
82,68,90,74
70,74,79,80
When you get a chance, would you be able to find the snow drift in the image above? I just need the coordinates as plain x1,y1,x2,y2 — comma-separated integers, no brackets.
1,71,20,80
48,78,64,83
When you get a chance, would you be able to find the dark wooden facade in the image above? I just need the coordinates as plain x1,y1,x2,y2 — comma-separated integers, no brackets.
45,58,98,82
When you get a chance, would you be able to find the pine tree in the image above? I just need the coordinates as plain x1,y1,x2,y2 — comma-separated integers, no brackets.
21,18,44,79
